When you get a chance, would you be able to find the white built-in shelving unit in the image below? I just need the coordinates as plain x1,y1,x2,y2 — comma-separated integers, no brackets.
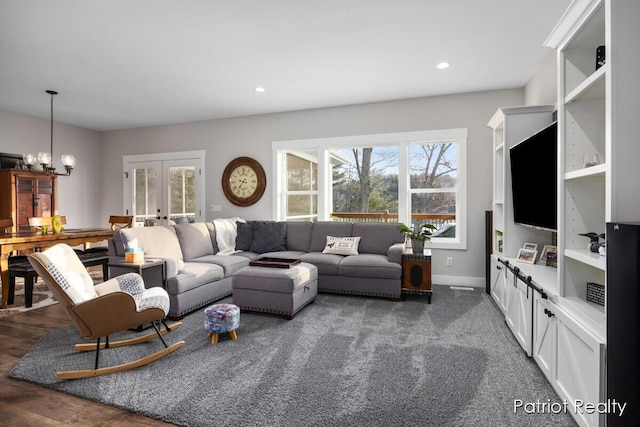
489,1,640,426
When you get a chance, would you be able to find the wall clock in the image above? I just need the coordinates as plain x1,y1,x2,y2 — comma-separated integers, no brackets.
221,157,266,207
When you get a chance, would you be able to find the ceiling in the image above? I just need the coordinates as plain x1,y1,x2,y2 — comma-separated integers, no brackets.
0,0,571,132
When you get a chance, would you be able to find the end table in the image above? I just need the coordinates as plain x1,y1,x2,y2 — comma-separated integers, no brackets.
402,248,432,303
108,258,167,289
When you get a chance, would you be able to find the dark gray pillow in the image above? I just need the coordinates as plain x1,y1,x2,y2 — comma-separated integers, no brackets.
236,221,254,251
250,221,287,253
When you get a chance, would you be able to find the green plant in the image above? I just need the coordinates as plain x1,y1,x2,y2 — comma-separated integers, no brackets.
397,223,437,242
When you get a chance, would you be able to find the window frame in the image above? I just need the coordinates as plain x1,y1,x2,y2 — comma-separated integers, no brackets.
272,128,467,249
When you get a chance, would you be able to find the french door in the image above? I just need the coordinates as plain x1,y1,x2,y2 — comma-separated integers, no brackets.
123,151,205,227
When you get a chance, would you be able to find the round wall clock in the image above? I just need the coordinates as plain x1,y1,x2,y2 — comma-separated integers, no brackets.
221,157,267,206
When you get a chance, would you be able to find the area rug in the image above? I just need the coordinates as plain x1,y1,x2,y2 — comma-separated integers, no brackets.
9,286,577,426
0,279,57,318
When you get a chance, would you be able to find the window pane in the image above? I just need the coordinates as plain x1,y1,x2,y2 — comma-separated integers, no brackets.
411,192,456,236
287,154,317,191
169,166,195,222
287,194,317,218
409,142,457,189
134,168,157,220
332,146,399,219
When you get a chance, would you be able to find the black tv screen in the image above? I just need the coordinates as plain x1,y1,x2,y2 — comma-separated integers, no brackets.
509,122,557,231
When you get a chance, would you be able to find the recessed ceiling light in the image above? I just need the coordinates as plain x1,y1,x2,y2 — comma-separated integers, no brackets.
254,86,266,93
436,62,450,69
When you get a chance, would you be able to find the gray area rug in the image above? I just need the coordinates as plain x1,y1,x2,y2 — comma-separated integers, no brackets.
10,286,576,426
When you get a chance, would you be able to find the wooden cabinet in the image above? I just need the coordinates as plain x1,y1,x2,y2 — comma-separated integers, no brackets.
0,169,57,232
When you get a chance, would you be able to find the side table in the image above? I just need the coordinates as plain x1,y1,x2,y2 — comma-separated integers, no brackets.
109,258,167,289
401,248,432,303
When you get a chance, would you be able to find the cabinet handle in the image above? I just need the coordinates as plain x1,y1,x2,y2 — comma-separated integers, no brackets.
544,308,554,318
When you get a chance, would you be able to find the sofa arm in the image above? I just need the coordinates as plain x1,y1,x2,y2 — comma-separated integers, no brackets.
388,242,404,264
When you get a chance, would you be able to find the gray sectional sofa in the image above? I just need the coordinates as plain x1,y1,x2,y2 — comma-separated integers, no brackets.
108,220,405,319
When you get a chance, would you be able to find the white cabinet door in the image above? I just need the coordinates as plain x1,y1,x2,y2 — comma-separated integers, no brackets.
533,294,556,382
554,308,605,427
504,270,532,356
490,256,507,314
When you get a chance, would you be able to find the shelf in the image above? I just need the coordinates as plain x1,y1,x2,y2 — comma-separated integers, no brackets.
564,248,606,270
494,199,503,205
495,143,504,151
564,162,606,180
565,64,606,104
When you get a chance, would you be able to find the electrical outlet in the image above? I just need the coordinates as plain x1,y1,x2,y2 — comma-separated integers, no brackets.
211,204,222,212
446,256,453,267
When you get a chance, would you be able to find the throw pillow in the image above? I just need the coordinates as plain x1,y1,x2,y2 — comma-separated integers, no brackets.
235,221,254,251
322,236,361,256
250,221,287,253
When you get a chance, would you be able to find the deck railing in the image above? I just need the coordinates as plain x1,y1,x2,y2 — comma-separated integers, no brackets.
330,211,455,229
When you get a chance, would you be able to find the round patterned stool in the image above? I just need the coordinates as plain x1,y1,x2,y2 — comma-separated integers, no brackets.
204,303,240,345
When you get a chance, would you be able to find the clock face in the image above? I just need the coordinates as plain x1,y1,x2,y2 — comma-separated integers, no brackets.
229,165,258,198
222,157,266,206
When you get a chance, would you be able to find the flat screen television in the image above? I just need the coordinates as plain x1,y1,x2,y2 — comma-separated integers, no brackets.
509,121,557,231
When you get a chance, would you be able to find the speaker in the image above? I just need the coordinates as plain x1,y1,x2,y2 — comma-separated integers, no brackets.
596,45,606,70
402,258,431,291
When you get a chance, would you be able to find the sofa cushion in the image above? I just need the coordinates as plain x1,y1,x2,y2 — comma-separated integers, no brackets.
190,254,250,277
120,226,184,275
338,254,402,279
352,222,405,256
165,262,224,295
309,222,353,252
235,221,254,251
174,223,214,261
298,252,343,276
322,236,361,255
259,250,307,260
286,222,313,252
250,221,287,253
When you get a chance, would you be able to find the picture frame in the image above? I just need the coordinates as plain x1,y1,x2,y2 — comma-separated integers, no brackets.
539,245,557,264
523,242,538,251
517,248,537,264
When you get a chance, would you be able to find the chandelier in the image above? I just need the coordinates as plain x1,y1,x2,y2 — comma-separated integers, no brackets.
22,90,75,175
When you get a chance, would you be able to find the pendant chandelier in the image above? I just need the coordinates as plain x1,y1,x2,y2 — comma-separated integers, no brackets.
22,90,75,175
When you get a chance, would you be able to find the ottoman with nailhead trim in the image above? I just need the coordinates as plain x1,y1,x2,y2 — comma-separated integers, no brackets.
232,262,317,320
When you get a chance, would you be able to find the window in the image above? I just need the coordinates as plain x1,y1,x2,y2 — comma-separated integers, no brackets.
284,152,317,221
273,129,467,249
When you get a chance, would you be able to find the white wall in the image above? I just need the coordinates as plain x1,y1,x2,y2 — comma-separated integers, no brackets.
525,51,558,106
101,89,524,284
0,108,103,228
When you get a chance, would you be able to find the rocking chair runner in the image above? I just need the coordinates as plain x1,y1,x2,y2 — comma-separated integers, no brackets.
28,244,185,380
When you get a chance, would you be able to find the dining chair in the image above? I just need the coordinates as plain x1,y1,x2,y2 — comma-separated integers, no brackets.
1,218,37,307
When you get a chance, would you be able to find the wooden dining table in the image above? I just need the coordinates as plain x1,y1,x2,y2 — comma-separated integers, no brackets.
0,228,114,308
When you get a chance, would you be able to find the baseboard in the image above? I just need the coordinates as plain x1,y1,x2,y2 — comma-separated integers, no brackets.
432,274,485,288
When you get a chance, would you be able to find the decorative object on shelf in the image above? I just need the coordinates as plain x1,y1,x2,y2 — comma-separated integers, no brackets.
582,153,600,168
496,230,503,252
523,242,538,251
25,90,75,176
586,282,604,306
516,247,537,264
398,223,436,254
579,232,604,253
51,214,63,234
221,157,266,207
545,251,557,268
596,45,605,70
539,245,557,264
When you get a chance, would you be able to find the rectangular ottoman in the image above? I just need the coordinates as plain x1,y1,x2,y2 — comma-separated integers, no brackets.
232,262,318,320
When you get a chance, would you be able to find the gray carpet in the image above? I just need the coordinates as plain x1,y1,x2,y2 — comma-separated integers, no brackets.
10,286,577,426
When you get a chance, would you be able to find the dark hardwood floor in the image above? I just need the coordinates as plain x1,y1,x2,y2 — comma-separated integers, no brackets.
0,303,174,426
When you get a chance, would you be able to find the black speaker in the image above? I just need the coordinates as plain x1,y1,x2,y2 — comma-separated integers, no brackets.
596,45,606,70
